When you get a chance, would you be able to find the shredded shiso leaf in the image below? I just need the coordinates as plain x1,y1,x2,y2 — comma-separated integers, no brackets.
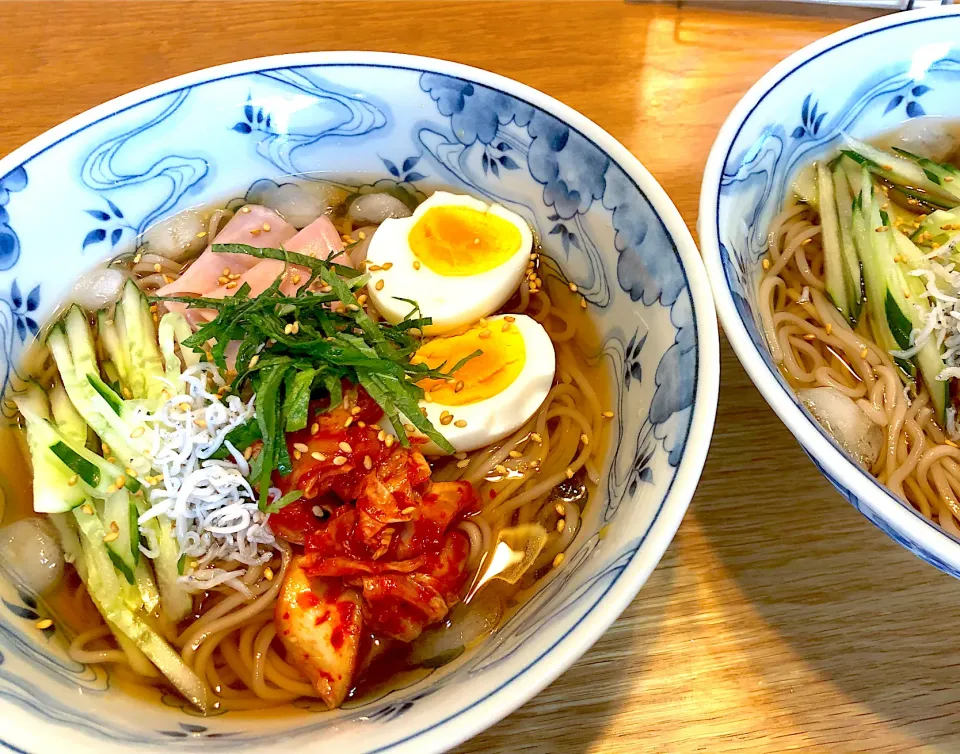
154,243,479,510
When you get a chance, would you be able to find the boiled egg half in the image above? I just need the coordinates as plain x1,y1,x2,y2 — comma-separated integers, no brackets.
364,192,533,334
396,314,556,455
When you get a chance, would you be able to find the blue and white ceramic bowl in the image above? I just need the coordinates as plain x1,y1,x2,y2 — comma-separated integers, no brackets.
0,53,718,753
701,8,960,578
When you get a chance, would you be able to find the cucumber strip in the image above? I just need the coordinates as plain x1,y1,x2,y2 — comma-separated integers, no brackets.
73,506,208,711
49,316,153,475
818,161,850,319
50,383,87,448
914,208,960,250
134,496,192,624
892,232,950,422
158,311,200,392
842,135,960,206
17,391,140,500
98,309,133,394
792,161,818,208
851,168,901,359
831,164,863,323
103,489,138,584
119,280,165,402
12,387,87,513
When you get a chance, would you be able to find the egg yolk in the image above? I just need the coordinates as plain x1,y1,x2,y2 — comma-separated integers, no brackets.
414,320,526,405
407,205,522,276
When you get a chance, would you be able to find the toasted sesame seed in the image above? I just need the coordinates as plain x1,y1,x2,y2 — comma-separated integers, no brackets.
509,450,523,458
35,619,53,630
368,264,382,272
412,260,421,270
343,417,354,428
110,521,120,533
568,282,578,292
333,456,348,466
762,258,771,270
363,455,373,470
284,323,294,335
457,459,470,468
385,434,396,448
440,412,454,426
580,297,588,309
103,531,119,543
565,467,574,479
555,502,566,516
860,348,869,359
250,227,262,236
196,231,208,239
293,450,302,460
404,423,416,433
241,206,252,213
374,279,385,292
479,330,492,339
381,262,394,270
249,355,260,368
67,474,79,487
530,432,543,443
263,567,274,581
803,333,816,341
122,386,133,399
126,467,137,477
338,441,353,453
262,223,271,232
293,442,309,453
556,518,566,533
218,276,229,285
601,410,615,419
502,322,511,332
153,263,162,272
947,439,960,449
115,476,126,488
350,406,362,416
244,446,254,460
552,553,565,568
454,380,465,393
580,433,590,445
454,419,467,428
82,503,94,515
495,464,508,475
194,419,207,429
310,452,326,462
225,281,238,290
825,323,833,335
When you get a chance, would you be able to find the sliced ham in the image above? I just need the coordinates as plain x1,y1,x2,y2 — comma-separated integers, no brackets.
201,215,346,301
156,205,297,298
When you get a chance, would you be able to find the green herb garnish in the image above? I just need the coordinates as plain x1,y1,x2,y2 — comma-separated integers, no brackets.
153,243,479,511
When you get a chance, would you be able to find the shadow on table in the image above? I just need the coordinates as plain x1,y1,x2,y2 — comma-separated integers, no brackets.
695,339,960,749
452,562,677,754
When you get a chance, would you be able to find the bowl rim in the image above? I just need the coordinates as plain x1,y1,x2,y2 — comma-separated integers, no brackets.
699,7,960,574
0,51,719,753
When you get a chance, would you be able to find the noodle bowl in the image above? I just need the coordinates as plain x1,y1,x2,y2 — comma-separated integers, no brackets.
4,185,610,712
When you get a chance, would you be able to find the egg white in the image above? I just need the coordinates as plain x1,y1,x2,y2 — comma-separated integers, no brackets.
364,192,533,334
387,314,556,455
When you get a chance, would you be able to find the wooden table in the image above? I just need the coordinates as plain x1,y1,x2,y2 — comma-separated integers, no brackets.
3,2,957,752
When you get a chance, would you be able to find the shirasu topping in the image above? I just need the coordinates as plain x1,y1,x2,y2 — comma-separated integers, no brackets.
139,363,276,595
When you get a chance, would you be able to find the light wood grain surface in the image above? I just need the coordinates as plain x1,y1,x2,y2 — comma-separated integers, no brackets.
2,2,957,752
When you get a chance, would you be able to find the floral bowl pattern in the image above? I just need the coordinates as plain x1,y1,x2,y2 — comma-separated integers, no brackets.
0,53,718,753
700,9,960,579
